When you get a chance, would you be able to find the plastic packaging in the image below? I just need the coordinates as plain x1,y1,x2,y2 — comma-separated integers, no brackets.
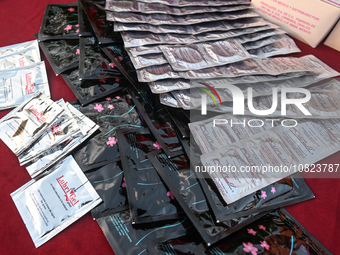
202,172,314,221
0,40,40,58
115,17,275,34
61,68,124,106
106,9,259,25
0,47,40,70
106,1,250,15
243,33,291,50
101,44,139,87
38,39,80,75
247,36,301,58
193,209,332,255
0,92,64,155
127,51,168,69
0,62,50,110
71,91,143,172
18,100,80,166
117,128,184,224
38,3,80,41
177,78,340,116
201,118,340,204
80,0,121,44
128,88,183,157
78,0,93,37
11,155,101,248
146,227,201,255
121,25,279,47
78,37,124,80
148,71,308,94
24,103,99,178
86,161,129,219
160,39,251,71
97,209,192,255
137,55,327,82
111,0,251,8
148,150,266,245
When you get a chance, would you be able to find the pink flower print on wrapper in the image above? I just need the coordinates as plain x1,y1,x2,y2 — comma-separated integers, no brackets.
68,7,75,12
108,104,114,110
261,191,267,199
76,49,80,55
247,229,256,236
106,97,111,100
122,177,126,188
94,104,104,112
109,62,116,68
258,225,266,231
153,141,162,149
76,29,79,33
64,25,72,32
100,79,107,83
75,24,79,27
167,191,174,200
115,78,120,82
107,137,116,146
260,241,270,250
115,96,120,99
243,242,258,255
271,187,276,194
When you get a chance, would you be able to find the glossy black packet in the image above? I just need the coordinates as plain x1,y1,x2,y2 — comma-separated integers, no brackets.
71,90,143,172
38,3,80,41
117,128,184,224
80,0,122,44
85,161,129,219
180,136,315,223
201,171,314,222
38,38,79,75
148,150,266,246
78,0,93,37
193,208,332,255
129,87,184,158
78,37,126,80
61,68,127,106
146,227,202,255
96,209,192,255
165,106,191,139
101,45,138,87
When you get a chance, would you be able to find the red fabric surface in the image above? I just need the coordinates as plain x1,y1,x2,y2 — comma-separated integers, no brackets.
0,0,339,254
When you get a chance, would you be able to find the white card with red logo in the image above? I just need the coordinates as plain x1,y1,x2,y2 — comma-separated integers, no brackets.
0,62,50,111
11,156,102,248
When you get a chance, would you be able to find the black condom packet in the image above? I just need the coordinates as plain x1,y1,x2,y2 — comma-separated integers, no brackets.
96,209,192,255
80,0,122,44
148,150,266,246
193,208,332,255
200,171,314,222
85,161,128,219
146,227,202,255
165,106,190,139
101,45,138,86
129,88,183,158
79,37,126,80
38,3,80,41
71,90,142,172
38,39,79,75
117,128,184,224
78,0,93,37
61,68,126,106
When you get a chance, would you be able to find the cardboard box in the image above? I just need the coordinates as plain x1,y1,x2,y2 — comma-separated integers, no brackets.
324,19,340,51
251,0,340,48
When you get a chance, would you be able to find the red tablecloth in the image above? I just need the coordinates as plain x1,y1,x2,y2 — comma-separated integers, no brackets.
0,0,339,254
